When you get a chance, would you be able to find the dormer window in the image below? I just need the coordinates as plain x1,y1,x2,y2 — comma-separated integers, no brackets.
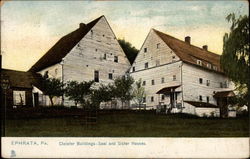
197,60,202,66
207,63,212,69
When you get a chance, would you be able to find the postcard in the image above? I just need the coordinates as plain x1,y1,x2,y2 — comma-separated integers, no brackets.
1,0,249,158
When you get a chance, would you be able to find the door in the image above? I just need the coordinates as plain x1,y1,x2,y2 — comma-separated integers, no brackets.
33,93,39,107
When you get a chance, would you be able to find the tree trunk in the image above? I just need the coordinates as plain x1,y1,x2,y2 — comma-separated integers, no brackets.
49,96,54,106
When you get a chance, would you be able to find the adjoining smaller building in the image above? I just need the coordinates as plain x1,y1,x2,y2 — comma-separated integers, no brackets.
1,69,42,109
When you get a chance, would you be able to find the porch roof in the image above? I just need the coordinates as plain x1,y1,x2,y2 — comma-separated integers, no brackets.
184,101,218,108
156,85,181,94
213,90,235,98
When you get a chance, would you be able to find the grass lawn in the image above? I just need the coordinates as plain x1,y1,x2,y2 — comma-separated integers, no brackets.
5,112,249,137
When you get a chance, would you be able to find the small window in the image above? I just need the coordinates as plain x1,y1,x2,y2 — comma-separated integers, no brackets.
132,67,135,72
142,81,146,86
114,56,118,63
199,95,202,102
161,77,165,83
151,96,154,102
157,43,160,49
161,95,165,100
156,60,160,66
103,34,105,37
13,91,26,105
213,66,217,71
199,78,203,84
145,62,148,69
104,53,106,60
206,96,209,103
206,80,210,86
220,82,223,88
207,63,212,69
144,48,147,53
94,70,99,82
173,75,176,81
95,49,98,52
91,30,93,37
151,80,155,85
108,73,113,80
224,81,228,88
143,97,146,103
197,60,202,66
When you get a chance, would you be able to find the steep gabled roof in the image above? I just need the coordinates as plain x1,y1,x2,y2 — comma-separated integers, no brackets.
1,69,42,89
29,16,104,72
153,29,222,73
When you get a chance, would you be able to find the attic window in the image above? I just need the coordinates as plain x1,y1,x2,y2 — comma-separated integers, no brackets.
132,67,135,72
114,56,118,63
157,43,160,49
207,63,212,69
197,60,202,66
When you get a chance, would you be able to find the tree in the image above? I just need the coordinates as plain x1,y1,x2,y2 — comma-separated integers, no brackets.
91,83,114,109
118,38,139,64
65,81,81,106
133,79,145,110
113,74,134,109
41,76,64,106
65,80,95,108
77,80,95,108
221,13,249,107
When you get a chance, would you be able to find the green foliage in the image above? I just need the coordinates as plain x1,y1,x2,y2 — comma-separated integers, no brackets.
113,74,135,108
221,13,249,106
91,83,114,109
132,79,145,110
41,75,65,106
118,38,139,64
65,80,94,107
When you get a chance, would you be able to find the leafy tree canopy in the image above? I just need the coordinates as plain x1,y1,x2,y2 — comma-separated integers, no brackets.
221,13,249,106
118,38,139,64
133,79,146,110
41,75,65,106
113,74,134,108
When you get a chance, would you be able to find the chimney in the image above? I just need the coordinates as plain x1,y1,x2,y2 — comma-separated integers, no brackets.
185,36,191,44
202,45,208,51
79,23,86,28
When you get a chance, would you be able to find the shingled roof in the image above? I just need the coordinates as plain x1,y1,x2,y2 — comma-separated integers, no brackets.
29,15,104,72
1,69,42,89
153,29,223,73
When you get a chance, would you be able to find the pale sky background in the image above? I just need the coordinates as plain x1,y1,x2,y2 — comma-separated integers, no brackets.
1,0,249,71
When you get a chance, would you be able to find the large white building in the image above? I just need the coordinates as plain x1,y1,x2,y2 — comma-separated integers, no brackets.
29,15,131,107
129,29,235,117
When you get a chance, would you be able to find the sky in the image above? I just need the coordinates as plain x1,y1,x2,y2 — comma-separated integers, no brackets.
1,0,249,71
